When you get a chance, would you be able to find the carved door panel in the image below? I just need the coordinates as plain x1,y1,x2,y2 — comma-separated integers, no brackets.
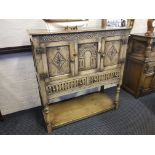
40,41,75,81
77,39,101,75
101,36,123,69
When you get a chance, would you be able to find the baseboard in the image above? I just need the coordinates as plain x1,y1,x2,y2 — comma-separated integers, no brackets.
0,45,31,55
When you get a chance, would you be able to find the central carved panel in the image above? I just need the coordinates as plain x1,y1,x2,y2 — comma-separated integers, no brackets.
78,43,98,71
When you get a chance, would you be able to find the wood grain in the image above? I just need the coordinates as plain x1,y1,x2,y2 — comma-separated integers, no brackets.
48,93,114,128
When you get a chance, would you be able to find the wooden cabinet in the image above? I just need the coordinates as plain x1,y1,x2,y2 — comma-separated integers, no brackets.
29,28,130,133
123,34,155,97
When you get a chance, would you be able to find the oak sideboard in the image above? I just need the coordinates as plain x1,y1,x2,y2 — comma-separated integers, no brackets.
28,28,130,133
123,34,155,97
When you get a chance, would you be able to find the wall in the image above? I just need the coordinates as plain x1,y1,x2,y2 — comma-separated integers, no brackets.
0,19,147,48
0,19,46,48
0,19,101,48
0,19,147,115
0,52,41,114
131,19,147,34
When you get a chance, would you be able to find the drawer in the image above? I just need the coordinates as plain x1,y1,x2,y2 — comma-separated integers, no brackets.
46,68,120,99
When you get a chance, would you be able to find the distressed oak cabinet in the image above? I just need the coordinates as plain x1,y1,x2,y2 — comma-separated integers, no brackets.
29,28,130,133
123,34,155,97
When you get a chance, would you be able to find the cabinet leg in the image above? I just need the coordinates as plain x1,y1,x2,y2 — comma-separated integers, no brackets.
43,106,52,133
47,123,52,134
114,84,121,109
0,110,4,121
100,86,104,93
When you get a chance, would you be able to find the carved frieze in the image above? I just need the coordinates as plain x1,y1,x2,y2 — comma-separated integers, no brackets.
47,69,120,98
38,30,130,42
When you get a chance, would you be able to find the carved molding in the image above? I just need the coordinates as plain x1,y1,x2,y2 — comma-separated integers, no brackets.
144,63,155,74
38,30,130,42
47,68,120,98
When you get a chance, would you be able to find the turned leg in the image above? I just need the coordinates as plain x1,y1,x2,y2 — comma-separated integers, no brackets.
43,106,52,133
0,110,4,121
114,84,121,109
100,85,104,93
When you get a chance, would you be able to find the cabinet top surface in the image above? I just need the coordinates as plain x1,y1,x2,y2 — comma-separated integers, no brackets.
28,27,131,36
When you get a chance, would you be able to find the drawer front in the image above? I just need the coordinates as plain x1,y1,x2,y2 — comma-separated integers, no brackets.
46,68,121,99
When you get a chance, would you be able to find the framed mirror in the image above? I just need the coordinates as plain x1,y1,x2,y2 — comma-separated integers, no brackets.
43,19,88,31
101,19,135,28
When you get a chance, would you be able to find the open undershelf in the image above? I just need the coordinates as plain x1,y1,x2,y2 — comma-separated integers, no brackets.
47,92,115,128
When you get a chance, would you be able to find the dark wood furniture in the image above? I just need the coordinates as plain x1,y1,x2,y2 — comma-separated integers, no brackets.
123,34,155,97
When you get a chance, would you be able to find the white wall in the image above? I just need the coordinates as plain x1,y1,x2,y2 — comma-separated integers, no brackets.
131,19,147,34
0,19,147,48
0,19,148,115
0,19,46,48
0,19,102,48
0,52,41,114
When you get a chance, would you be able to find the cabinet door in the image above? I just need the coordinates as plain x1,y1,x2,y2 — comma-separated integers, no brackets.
101,36,124,70
40,41,75,81
77,39,101,75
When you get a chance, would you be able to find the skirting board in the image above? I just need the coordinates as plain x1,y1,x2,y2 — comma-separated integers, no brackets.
0,45,31,55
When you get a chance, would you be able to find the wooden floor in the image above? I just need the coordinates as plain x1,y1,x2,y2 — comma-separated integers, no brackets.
49,92,114,128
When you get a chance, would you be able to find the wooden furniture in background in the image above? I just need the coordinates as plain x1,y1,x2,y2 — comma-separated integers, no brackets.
145,19,155,36
123,34,155,97
29,28,130,133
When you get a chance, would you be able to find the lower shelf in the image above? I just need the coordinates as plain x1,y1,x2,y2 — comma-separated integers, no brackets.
46,92,115,129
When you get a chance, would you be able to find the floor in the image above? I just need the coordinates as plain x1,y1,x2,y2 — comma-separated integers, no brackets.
0,87,155,135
